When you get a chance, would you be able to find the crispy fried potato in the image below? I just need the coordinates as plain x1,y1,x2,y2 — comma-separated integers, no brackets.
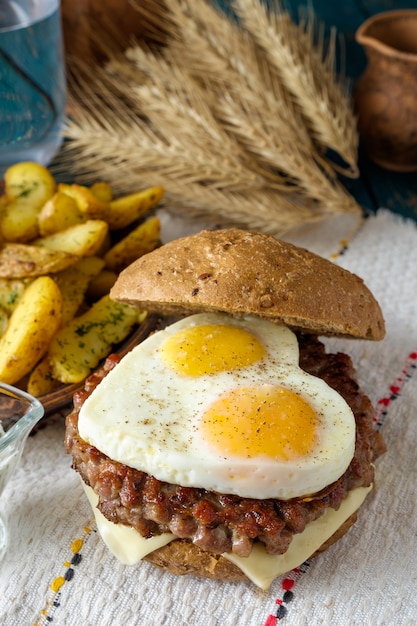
95,230,112,257
0,194,8,213
107,187,164,230
59,183,110,218
0,276,62,384
104,216,160,273
48,295,139,383
90,181,113,203
0,162,166,395
0,199,40,243
0,306,8,336
35,220,109,257
1,162,56,242
4,162,56,203
0,243,77,278
27,356,61,396
55,256,105,324
61,184,164,230
86,268,117,301
38,191,85,236
0,277,32,313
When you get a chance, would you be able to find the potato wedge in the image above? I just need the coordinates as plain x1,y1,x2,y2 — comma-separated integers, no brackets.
4,162,56,203
55,256,105,324
27,356,61,396
0,277,32,313
0,194,8,213
0,199,40,243
0,276,62,385
48,295,139,383
107,186,164,230
90,181,113,203
0,306,8,337
35,220,109,257
0,162,166,396
59,183,110,218
0,243,77,278
1,162,56,242
38,191,85,236
61,184,164,230
86,269,117,301
104,216,161,272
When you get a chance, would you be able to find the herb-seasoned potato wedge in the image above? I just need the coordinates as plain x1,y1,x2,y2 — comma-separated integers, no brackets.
90,181,113,203
0,276,62,385
48,295,140,383
0,277,32,313
107,186,164,230
38,191,85,236
60,183,164,230
27,355,61,397
55,256,105,324
0,243,77,278
1,162,56,242
4,162,56,204
86,269,117,301
0,306,8,336
0,161,165,399
59,183,110,218
35,220,109,257
104,216,160,272
0,198,41,243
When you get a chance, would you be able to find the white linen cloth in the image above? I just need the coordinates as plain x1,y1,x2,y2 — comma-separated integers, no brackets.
1,208,416,626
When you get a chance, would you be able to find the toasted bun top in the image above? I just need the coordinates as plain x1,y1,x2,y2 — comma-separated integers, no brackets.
110,228,385,340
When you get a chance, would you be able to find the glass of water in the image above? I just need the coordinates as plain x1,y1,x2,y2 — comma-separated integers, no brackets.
0,0,67,176
0,383,44,560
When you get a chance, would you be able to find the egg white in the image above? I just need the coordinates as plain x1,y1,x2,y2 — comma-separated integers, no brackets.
78,312,355,500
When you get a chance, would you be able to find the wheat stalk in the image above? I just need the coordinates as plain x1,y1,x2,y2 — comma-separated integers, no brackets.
60,0,361,235
233,0,359,175
144,0,358,213
62,61,324,234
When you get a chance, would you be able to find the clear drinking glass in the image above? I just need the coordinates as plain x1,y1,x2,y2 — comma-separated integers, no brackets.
0,0,67,175
0,383,44,560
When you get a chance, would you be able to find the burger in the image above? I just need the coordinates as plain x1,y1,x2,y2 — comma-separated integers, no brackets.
65,228,386,589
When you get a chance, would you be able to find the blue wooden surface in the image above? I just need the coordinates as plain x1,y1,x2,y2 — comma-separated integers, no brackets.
219,0,417,221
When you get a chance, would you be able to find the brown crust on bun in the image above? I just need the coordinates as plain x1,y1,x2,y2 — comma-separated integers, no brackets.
144,512,358,582
110,228,385,340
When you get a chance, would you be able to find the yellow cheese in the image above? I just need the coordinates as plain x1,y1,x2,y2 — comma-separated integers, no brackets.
223,485,372,589
83,481,372,588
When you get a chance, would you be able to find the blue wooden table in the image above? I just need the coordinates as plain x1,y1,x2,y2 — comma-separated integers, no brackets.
283,0,417,222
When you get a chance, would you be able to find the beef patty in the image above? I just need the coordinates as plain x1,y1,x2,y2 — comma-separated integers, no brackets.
65,333,386,558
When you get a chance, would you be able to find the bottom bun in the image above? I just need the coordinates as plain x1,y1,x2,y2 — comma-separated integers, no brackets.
144,511,358,582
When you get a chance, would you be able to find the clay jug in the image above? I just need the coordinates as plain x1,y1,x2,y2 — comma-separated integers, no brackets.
355,10,417,172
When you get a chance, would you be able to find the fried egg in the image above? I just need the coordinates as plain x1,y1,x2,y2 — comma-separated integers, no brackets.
78,312,355,500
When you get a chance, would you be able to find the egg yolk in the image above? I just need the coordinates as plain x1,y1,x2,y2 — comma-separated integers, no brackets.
160,324,265,376
200,385,319,460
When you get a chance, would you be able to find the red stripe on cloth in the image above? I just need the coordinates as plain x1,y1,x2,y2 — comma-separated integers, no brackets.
262,349,417,623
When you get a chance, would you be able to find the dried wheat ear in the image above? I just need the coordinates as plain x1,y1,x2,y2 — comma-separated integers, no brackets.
59,0,361,236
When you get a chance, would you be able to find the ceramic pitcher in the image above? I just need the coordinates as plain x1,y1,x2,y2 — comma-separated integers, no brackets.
355,10,417,172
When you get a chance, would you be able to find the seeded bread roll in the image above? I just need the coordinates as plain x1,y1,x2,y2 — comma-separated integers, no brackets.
110,228,385,340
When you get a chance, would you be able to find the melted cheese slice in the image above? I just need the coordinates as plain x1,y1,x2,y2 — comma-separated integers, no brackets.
83,481,372,589
83,482,174,563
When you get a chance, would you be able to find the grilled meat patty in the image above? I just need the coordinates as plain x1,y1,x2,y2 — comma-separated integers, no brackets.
65,334,386,558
